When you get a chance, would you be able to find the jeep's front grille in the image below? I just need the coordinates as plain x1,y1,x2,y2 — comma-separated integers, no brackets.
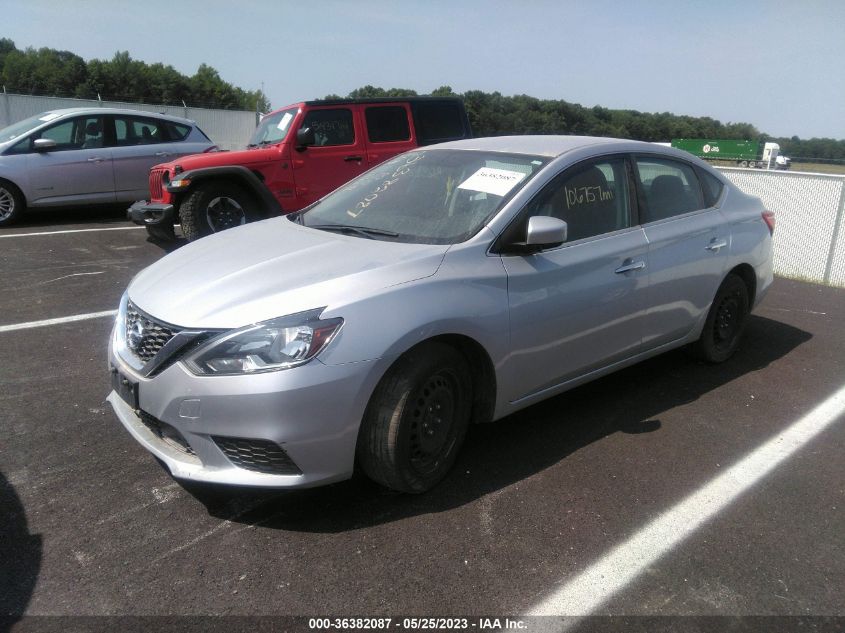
149,168,165,199
212,437,302,475
125,302,180,363
139,410,199,461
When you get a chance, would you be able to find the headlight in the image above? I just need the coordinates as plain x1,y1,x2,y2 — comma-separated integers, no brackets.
184,309,342,376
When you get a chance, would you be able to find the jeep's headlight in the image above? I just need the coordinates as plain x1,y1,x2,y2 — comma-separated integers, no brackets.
184,310,342,376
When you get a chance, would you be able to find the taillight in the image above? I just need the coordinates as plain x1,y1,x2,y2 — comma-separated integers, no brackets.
762,210,775,235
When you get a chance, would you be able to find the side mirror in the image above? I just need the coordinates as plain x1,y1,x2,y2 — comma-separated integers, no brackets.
33,138,57,152
525,216,568,249
295,126,315,151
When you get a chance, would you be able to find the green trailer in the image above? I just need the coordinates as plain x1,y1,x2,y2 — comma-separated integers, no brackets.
670,139,788,169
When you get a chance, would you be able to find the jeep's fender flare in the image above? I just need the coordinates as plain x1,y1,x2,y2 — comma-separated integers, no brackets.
168,165,283,217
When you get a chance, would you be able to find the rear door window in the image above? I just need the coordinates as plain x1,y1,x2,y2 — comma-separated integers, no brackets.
634,157,705,222
365,106,411,143
113,116,168,146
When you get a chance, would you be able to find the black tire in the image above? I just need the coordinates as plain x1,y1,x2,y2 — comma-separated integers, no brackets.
178,182,260,241
357,342,472,493
145,222,177,243
690,274,750,363
0,179,25,226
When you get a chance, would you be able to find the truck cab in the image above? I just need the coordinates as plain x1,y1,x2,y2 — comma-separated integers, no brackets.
129,98,472,241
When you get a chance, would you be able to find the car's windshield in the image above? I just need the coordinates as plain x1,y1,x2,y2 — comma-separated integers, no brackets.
0,112,60,143
301,149,548,245
248,107,298,147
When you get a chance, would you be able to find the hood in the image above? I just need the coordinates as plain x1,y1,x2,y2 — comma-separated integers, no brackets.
128,218,449,328
165,145,281,170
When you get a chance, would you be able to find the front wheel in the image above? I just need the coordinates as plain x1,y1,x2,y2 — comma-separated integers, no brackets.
690,274,750,363
357,343,472,493
0,179,25,226
179,182,260,241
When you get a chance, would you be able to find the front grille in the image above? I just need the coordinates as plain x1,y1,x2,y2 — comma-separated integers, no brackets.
139,410,199,460
212,437,302,475
125,302,180,363
149,168,165,199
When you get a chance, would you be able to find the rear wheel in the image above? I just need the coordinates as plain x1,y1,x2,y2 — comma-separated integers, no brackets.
690,274,750,363
0,179,25,226
357,342,472,493
179,182,259,241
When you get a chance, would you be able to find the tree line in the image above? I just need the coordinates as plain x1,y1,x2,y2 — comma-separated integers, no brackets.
0,39,270,112
1,39,841,161
326,85,845,162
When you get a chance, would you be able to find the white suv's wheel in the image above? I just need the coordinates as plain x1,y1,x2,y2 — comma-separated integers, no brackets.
0,180,25,226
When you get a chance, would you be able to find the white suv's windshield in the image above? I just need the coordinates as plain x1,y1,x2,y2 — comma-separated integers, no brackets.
248,107,298,147
0,113,55,143
300,149,548,244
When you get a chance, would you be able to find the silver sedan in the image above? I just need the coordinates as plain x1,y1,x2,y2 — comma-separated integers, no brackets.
0,107,214,225
107,136,774,493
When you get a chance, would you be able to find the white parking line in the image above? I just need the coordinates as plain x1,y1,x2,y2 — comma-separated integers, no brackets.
0,226,146,239
530,382,845,616
0,310,117,333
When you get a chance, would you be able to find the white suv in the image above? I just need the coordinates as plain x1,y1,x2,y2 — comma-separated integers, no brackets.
0,107,215,225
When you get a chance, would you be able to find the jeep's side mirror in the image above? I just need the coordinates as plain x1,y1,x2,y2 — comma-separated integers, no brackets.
295,126,315,151
33,138,57,152
525,216,567,249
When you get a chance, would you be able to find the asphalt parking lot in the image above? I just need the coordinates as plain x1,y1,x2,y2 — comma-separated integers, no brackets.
1,208,844,629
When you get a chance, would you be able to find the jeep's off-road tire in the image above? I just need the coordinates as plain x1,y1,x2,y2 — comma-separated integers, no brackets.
358,342,473,493
179,182,259,241
690,274,750,363
145,223,177,243
0,179,25,226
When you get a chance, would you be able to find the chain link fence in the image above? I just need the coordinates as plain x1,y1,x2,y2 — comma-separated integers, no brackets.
1,92,258,151
718,167,845,288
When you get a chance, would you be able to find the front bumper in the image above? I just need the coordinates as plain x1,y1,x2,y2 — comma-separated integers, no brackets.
127,200,175,227
107,333,385,488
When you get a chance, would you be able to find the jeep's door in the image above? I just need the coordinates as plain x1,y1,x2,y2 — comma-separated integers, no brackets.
362,104,416,168
291,105,368,207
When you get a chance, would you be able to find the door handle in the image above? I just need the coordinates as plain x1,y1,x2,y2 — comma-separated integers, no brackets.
706,238,728,252
344,155,363,162
615,259,646,274
154,151,170,157
87,157,105,163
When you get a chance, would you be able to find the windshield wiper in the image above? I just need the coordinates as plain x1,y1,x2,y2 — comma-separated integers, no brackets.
308,224,399,239
247,140,275,148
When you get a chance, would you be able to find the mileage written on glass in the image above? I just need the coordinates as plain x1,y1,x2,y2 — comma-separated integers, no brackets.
457,167,527,197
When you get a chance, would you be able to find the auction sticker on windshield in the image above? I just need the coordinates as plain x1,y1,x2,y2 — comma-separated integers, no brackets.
457,167,527,197
277,112,293,131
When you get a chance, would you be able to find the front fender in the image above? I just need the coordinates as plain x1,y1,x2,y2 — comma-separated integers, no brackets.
170,165,283,217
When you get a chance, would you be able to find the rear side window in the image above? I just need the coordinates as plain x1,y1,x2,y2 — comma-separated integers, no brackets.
697,168,725,207
365,106,410,143
411,101,466,145
301,108,355,146
635,157,705,222
166,122,192,141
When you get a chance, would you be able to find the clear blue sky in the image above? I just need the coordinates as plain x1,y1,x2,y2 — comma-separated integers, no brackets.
3,0,844,139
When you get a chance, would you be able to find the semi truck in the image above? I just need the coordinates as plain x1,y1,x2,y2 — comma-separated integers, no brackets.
671,139,791,170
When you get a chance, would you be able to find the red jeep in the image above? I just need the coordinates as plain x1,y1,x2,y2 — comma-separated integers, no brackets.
128,97,472,241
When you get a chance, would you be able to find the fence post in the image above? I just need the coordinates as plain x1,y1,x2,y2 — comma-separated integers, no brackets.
2,86,9,127
182,100,188,120
823,180,845,284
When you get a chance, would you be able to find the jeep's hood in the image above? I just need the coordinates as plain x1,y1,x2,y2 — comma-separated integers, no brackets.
128,218,449,328
163,145,282,171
